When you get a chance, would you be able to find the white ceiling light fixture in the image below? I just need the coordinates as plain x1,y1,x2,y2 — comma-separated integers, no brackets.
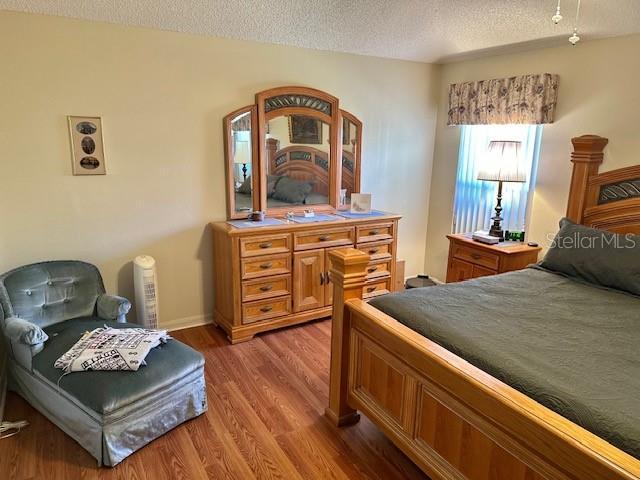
553,0,582,45
569,0,582,45
552,0,563,24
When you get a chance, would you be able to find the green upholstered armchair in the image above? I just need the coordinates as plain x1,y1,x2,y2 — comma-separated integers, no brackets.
0,261,131,372
0,261,207,466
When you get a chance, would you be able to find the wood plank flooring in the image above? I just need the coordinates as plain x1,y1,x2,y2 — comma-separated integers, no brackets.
1,320,427,479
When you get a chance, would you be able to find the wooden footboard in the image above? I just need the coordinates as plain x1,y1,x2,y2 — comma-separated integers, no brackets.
325,248,640,480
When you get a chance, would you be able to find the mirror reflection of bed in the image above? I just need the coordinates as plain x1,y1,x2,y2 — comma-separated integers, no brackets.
228,102,362,216
266,114,332,208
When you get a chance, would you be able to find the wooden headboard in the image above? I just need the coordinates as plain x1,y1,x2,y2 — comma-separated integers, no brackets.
567,135,640,234
266,138,355,196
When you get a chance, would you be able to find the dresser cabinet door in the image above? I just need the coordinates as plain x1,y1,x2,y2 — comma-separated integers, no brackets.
446,258,474,283
293,250,325,312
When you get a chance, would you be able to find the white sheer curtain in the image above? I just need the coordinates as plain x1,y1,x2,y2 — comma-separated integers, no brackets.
452,124,542,234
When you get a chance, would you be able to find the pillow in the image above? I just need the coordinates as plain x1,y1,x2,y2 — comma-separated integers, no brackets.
266,175,282,197
272,176,312,204
4,316,49,345
237,175,252,195
240,175,282,197
540,217,640,296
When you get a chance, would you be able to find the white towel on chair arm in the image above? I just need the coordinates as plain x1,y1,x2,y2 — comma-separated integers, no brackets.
54,326,171,372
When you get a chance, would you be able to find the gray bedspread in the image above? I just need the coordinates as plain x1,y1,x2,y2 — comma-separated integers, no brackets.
369,268,640,458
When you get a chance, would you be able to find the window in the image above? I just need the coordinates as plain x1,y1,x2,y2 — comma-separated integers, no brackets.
452,124,543,234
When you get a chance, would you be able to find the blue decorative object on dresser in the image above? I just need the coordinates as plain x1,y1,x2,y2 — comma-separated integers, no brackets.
0,260,207,466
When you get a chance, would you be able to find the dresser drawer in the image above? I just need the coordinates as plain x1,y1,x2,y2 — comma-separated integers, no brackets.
241,275,291,303
293,227,354,251
365,260,391,280
242,296,291,324
357,239,393,261
240,233,291,258
363,278,391,299
356,223,393,243
241,253,291,280
452,243,500,270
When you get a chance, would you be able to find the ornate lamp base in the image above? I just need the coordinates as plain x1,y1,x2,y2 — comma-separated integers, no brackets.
489,180,504,239
488,220,504,239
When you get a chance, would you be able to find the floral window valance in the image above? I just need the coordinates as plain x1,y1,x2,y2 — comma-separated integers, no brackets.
447,73,559,125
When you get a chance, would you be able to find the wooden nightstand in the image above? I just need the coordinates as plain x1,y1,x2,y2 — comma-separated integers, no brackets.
446,233,542,283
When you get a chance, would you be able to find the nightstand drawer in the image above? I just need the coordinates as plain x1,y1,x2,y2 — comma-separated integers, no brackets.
241,253,291,279
356,223,393,243
240,234,291,257
241,275,291,302
293,227,354,250
452,243,500,270
242,296,291,324
473,265,497,278
357,239,393,261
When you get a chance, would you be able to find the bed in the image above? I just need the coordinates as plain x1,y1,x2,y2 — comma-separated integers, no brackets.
234,141,357,211
325,135,640,480
262,140,356,205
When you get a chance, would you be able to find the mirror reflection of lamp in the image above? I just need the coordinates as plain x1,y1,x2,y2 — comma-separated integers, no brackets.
234,140,251,182
477,140,526,239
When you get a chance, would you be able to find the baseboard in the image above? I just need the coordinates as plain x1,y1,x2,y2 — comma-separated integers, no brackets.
161,313,214,332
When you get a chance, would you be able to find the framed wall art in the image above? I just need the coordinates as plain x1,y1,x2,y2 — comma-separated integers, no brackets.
68,115,106,175
350,193,372,214
288,115,322,144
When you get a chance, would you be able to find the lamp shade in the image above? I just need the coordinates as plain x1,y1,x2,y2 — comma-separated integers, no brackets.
234,140,251,165
477,140,526,183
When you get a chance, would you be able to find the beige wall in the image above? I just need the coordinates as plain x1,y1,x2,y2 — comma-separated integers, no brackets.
0,11,439,328
425,34,640,280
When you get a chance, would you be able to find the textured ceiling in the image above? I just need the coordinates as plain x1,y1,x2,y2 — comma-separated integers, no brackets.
2,0,640,63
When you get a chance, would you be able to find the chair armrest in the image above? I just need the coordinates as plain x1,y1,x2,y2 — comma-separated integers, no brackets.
97,294,132,323
3,317,48,371
4,316,48,345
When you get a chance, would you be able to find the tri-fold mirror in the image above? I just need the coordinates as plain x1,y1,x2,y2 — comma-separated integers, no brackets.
223,86,362,219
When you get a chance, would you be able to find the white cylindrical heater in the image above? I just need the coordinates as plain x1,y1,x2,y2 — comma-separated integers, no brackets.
133,255,158,328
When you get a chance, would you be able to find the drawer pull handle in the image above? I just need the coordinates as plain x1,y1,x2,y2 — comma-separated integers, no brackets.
325,272,331,284
259,263,273,269
471,253,482,260
259,242,272,249
367,267,377,273
320,273,325,285
368,248,379,254
259,285,273,292
366,286,376,293
260,306,273,313
369,230,380,235
318,235,331,241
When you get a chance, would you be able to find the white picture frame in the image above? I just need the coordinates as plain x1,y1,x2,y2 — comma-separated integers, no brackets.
350,193,372,214
68,116,106,175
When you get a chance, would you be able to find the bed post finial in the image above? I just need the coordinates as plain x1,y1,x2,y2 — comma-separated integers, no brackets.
325,248,369,427
567,135,608,223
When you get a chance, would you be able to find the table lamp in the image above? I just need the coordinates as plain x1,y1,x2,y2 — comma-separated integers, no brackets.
477,140,526,239
234,140,251,182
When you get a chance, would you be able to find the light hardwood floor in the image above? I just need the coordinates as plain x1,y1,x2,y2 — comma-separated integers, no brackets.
1,320,427,479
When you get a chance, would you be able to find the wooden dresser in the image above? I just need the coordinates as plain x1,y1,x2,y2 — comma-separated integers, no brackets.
211,213,400,343
446,233,541,283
